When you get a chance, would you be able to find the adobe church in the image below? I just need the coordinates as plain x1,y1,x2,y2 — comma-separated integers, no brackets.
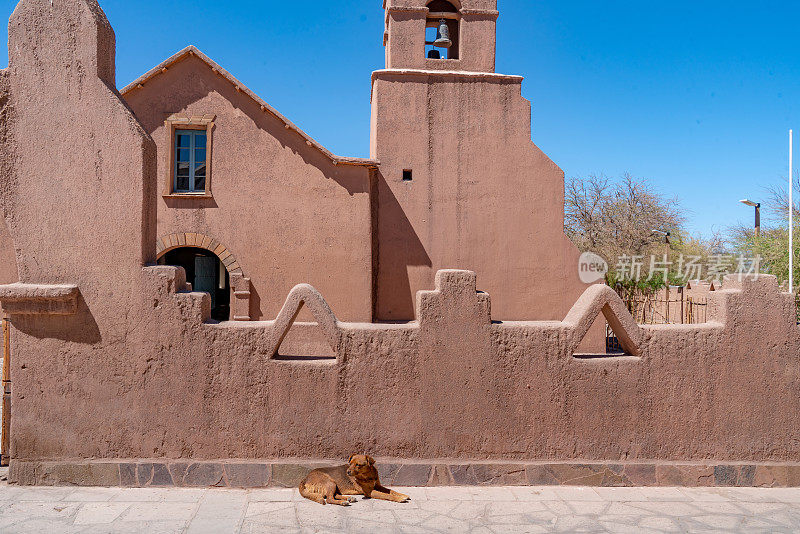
111,0,593,327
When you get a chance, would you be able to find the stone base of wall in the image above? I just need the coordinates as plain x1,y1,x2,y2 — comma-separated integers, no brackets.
9,460,800,488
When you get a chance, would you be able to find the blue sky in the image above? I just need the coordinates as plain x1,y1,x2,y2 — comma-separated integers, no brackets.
0,1,796,237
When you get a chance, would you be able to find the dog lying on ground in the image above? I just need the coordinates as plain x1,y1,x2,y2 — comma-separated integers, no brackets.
298,454,410,506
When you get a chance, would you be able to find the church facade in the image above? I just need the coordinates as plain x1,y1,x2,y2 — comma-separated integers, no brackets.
116,0,594,331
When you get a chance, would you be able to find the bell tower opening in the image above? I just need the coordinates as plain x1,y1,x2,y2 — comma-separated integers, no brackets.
382,0,496,72
425,0,460,60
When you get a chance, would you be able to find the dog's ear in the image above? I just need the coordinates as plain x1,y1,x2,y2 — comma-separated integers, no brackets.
348,454,356,463
366,455,375,466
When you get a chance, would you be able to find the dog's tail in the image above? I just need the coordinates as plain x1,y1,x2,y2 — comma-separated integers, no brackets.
299,482,326,505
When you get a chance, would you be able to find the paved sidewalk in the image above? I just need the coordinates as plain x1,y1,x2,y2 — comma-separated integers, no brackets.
0,484,799,533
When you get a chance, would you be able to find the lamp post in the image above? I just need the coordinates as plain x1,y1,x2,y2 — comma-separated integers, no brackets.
652,229,672,322
652,229,671,247
739,199,761,237
651,229,671,268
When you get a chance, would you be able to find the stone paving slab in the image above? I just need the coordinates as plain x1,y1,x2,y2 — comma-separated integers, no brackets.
0,483,799,532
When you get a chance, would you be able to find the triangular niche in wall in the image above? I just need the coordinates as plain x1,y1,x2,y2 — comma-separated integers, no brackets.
266,284,340,361
563,285,642,359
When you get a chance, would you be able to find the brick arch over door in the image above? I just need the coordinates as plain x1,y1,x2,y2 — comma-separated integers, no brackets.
156,232,242,274
155,232,252,320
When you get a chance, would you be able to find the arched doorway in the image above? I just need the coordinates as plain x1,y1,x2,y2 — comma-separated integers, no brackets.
158,247,230,321
156,233,251,321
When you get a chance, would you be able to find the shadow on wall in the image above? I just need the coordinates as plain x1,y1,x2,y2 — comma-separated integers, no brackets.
0,217,18,285
249,283,262,321
11,292,101,344
163,195,218,210
376,171,431,320
142,135,158,262
132,57,368,197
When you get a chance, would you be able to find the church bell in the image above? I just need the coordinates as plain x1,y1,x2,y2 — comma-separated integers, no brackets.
433,19,452,48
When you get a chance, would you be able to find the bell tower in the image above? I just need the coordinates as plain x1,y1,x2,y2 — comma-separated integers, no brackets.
371,0,604,350
382,0,498,72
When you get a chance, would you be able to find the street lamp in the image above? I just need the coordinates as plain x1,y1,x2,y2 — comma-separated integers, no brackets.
651,229,671,266
651,229,673,320
739,199,761,237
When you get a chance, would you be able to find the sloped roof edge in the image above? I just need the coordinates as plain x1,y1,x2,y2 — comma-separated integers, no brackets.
121,46,379,169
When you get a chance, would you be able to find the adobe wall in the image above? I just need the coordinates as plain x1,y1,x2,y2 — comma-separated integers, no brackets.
123,55,373,322
7,267,800,487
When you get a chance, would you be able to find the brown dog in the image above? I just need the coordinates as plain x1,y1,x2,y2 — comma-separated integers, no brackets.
298,454,410,506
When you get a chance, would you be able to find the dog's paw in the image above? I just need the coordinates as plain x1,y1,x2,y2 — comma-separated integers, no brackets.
347,497,357,503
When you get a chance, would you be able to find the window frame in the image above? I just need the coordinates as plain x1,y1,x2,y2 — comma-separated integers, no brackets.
173,129,207,193
164,114,215,198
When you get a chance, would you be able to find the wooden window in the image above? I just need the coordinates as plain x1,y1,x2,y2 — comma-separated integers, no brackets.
164,114,215,197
